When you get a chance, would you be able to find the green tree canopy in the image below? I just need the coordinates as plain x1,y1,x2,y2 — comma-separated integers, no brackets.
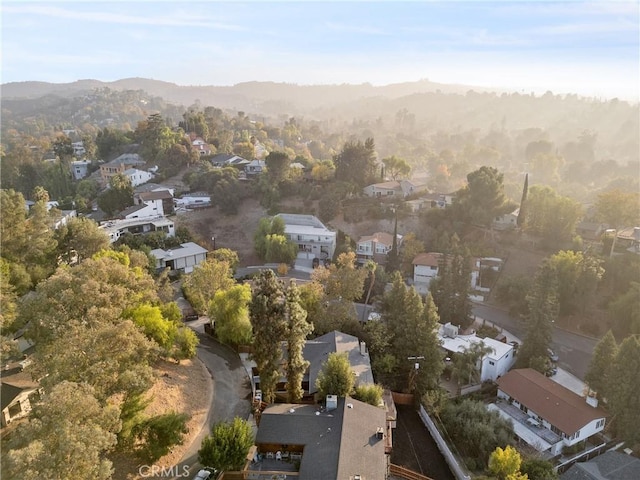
525,185,583,247
333,138,377,188
6,381,121,480
208,284,253,346
607,336,640,445
488,445,522,480
284,280,313,402
54,216,111,264
182,257,236,314
382,155,411,180
353,383,384,407
608,281,640,337
198,417,254,471
97,173,134,216
316,352,355,398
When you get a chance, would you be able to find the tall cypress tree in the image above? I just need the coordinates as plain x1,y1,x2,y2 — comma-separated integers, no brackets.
284,280,313,403
517,173,528,228
249,270,287,404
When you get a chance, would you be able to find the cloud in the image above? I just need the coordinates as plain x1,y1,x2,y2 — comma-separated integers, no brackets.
1,4,246,31
324,22,388,36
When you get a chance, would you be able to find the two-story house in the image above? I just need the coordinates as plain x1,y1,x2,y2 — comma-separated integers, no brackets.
100,153,146,184
70,159,91,180
276,213,336,262
412,252,443,288
491,368,608,456
356,232,403,265
150,242,208,274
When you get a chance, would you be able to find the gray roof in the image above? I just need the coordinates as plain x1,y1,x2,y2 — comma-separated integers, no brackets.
150,242,208,261
255,397,387,480
561,451,640,480
119,204,147,218
303,331,374,395
105,153,145,166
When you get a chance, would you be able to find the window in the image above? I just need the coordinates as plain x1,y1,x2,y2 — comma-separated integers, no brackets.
489,361,495,366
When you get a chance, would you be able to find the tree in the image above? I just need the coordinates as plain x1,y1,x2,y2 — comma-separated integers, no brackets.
595,189,640,256
208,284,253,346
135,412,190,462
399,232,425,277
124,303,178,352
585,330,618,399
182,258,235,314
380,272,444,394
254,216,286,260
284,281,313,402
54,216,110,264
265,233,298,264
249,270,287,403
265,150,291,184
453,342,495,386
382,155,411,180
311,251,366,302
6,381,120,480
521,458,558,480
546,250,604,316
97,173,134,216
517,173,528,228
439,398,514,469
516,261,558,372
209,248,240,272
362,260,377,311
607,336,640,445
135,113,179,162
333,138,377,188
488,445,522,480
198,417,254,471
525,186,582,247
353,383,384,406
316,352,355,398
173,326,199,360
0,189,28,263
608,282,640,337
454,166,514,229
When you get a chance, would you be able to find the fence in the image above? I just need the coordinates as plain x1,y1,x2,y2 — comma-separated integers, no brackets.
389,463,434,480
417,405,471,480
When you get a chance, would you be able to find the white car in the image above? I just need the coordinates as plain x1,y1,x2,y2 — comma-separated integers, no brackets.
194,468,217,480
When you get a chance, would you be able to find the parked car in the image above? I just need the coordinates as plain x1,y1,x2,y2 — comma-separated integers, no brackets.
194,467,218,480
545,365,558,377
547,348,559,362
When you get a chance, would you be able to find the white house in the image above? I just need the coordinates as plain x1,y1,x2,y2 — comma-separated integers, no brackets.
356,232,403,265
100,216,175,243
191,137,212,156
1,365,43,428
175,192,212,209
276,213,337,262
100,153,145,184
123,168,154,187
493,208,520,230
245,159,266,176
71,141,86,157
492,368,608,456
363,181,402,198
412,252,443,287
150,242,208,274
70,159,91,180
438,323,515,383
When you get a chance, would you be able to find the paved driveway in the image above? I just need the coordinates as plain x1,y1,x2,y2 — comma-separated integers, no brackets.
170,319,252,480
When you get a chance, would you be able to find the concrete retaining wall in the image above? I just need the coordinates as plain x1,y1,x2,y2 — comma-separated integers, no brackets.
418,405,471,480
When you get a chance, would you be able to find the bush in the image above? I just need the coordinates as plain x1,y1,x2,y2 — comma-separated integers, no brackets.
135,412,190,462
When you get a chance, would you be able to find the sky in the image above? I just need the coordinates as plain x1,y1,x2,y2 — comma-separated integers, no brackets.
1,1,639,100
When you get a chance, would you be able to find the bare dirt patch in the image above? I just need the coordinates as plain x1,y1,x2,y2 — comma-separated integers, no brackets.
111,358,211,480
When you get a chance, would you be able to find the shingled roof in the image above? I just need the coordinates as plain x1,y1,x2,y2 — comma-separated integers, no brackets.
497,368,607,435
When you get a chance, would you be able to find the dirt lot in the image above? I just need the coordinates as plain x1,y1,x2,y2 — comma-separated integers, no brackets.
111,358,211,480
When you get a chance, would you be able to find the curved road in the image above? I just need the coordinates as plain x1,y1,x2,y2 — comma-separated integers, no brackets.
170,319,252,480
472,303,598,380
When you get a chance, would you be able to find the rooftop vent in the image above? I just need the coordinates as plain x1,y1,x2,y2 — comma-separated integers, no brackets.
376,427,384,439
326,395,338,412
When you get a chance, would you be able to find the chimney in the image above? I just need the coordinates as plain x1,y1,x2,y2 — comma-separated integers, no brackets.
360,341,367,356
586,395,599,408
326,395,338,412
376,427,384,440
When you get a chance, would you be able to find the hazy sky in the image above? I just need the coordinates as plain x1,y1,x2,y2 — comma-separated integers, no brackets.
2,1,638,100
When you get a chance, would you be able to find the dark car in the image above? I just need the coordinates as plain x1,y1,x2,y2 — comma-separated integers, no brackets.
183,313,199,322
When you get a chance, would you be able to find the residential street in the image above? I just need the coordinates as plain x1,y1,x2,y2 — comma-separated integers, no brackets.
471,303,598,380
171,319,252,480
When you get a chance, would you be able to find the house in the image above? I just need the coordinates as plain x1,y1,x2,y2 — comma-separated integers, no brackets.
276,213,336,262
575,221,605,242
53,209,77,230
491,368,608,456
616,226,640,254
1,363,43,428
399,179,429,198
438,323,515,382
191,137,212,156
251,331,374,403
363,181,402,198
356,232,403,265
150,242,208,274
134,190,174,216
561,450,640,480
71,141,86,157
252,396,390,480
133,183,174,196
100,216,175,243
412,252,443,288
70,159,91,180
122,168,154,187
175,192,212,209
100,153,145,184
210,153,249,168
493,208,520,230
245,159,266,176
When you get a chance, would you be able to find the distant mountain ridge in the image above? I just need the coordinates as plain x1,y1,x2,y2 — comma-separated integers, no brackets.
1,77,488,114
